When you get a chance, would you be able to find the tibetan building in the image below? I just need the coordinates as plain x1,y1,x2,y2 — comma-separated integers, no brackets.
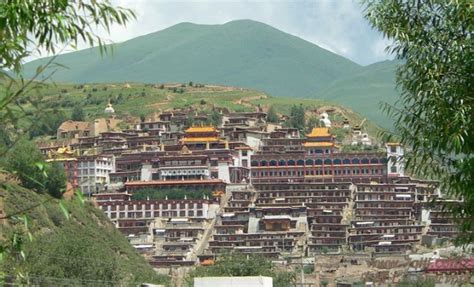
251,128,389,183
180,126,223,149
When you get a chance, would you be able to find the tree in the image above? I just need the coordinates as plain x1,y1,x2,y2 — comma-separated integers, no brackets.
289,104,305,131
29,110,67,138
44,163,67,199
208,110,222,127
71,106,85,121
0,0,135,73
184,253,296,287
3,139,66,199
0,0,135,155
267,105,279,123
306,116,321,134
3,139,46,192
364,0,473,243
0,1,136,277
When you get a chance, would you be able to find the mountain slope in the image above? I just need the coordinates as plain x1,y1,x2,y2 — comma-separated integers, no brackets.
22,20,361,97
21,19,400,128
314,60,400,128
0,181,169,286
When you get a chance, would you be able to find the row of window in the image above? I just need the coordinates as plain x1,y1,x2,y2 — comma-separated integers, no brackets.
251,168,385,177
78,168,111,175
352,227,421,234
259,191,350,197
251,158,386,167
255,184,351,191
78,161,112,168
356,195,413,201
109,210,204,218
103,203,204,211
356,203,413,208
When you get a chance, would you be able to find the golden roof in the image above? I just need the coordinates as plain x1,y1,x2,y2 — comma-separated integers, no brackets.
306,127,331,138
57,145,75,154
181,137,220,143
185,126,216,133
303,142,334,147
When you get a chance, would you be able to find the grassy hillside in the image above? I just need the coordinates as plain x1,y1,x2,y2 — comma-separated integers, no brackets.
0,180,169,286
21,81,382,138
314,60,401,128
21,20,399,129
22,20,361,98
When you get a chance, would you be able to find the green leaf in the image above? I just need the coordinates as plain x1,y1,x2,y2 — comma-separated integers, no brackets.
75,189,85,205
59,201,70,220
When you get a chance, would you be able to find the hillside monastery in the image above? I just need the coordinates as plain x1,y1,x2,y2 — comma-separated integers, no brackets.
39,103,462,279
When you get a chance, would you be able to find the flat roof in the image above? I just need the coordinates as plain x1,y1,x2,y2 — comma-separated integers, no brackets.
263,215,292,220
125,179,225,187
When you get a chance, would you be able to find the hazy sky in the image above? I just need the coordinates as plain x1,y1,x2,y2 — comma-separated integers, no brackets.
41,0,394,66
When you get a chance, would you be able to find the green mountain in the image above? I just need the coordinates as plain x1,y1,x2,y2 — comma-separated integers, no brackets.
315,60,400,128
22,20,361,94
22,19,399,128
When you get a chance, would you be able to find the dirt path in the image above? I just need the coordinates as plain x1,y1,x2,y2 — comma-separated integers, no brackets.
148,93,176,110
234,94,268,109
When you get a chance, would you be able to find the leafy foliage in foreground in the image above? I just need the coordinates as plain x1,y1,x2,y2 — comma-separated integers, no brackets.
184,253,296,287
0,182,169,286
2,139,66,199
365,0,473,244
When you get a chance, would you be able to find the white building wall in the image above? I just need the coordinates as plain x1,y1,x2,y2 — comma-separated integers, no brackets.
77,156,114,194
386,144,405,177
194,276,272,287
246,135,263,150
141,164,153,181
217,163,230,183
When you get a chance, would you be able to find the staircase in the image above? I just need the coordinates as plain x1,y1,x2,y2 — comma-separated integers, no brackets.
190,185,232,260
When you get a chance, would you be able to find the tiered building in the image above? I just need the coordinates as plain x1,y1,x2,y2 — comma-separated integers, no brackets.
40,107,460,269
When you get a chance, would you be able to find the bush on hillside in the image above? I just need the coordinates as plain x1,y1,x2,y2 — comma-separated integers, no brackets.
131,188,213,201
3,139,66,198
0,184,170,286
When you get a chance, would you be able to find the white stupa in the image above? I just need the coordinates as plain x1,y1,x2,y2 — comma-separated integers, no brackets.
104,100,115,115
319,112,332,127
